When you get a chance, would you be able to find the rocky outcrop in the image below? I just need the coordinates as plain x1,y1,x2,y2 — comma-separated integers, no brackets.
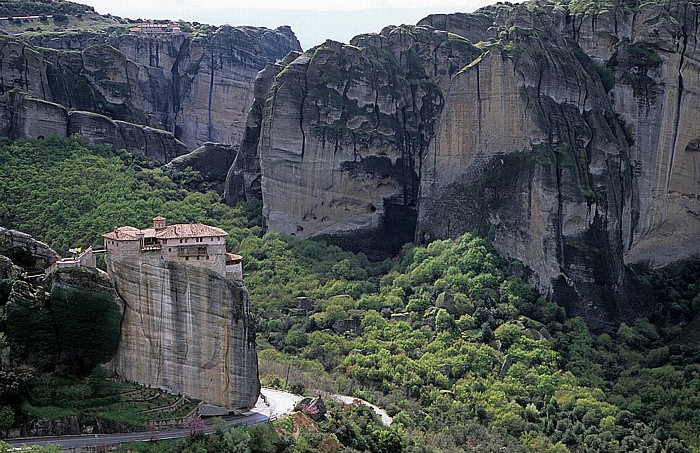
106,253,259,410
429,2,697,326
225,51,301,204
416,3,650,327
0,226,59,271
0,91,188,163
254,28,480,258
567,1,700,270
1,23,301,150
249,0,700,327
49,265,112,292
0,91,68,140
167,142,238,194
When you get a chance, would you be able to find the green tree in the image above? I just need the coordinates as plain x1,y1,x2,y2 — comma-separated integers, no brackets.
87,366,107,396
50,285,121,375
0,406,14,436
223,427,251,452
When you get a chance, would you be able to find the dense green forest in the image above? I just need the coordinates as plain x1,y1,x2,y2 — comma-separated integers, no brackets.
1,137,700,452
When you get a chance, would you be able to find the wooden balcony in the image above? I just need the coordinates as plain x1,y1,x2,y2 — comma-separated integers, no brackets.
177,246,208,257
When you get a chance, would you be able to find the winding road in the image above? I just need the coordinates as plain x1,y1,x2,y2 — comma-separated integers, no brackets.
6,388,392,451
6,387,303,451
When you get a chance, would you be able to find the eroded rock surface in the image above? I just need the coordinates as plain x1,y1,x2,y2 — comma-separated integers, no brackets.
167,142,238,194
254,28,480,258
106,253,259,410
0,226,59,271
0,22,301,151
248,0,700,326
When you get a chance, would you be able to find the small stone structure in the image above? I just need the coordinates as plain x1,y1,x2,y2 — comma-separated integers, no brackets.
46,246,96,274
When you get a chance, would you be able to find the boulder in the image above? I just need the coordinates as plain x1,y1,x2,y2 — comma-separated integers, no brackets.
167,142,237,193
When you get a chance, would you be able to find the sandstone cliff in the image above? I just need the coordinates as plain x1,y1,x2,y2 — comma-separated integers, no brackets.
417,0,700,326
247,0,700,326
0,90,188,164
0,20,300,152
250,28,480,258
106,252,259,410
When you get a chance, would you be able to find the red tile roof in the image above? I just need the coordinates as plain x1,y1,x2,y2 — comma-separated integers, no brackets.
103,226,141,240
104,223,228,240
225,253,243,262
156,224,228,239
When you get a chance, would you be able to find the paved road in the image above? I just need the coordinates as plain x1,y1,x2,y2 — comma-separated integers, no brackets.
263,387,303,419
7,387,302,451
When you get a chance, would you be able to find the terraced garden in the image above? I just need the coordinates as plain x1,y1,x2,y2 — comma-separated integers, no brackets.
23,374,199,427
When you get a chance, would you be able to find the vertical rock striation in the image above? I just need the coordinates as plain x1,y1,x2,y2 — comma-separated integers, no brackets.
251,0,700,327
106,249,259,410
254,27,480,258
0,23,301,151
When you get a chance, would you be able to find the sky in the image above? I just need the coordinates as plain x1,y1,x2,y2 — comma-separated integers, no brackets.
77,0,521,50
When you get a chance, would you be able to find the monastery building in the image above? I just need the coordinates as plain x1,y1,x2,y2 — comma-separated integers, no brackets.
102,216,242,281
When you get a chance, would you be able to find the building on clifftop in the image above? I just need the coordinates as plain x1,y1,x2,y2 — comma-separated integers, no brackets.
102,216,259,412
102,216,243,281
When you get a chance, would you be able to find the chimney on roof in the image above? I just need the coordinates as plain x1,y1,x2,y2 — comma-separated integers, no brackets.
153,216,166,230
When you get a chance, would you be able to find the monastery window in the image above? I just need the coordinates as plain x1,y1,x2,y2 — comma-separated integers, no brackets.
185,256,188,260
168,248,171,252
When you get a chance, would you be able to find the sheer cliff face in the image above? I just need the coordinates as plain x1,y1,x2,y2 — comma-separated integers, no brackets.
255,28,480,258
251,0,700,326
106,247,259,410
569,0,700,269
0,24,300,150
